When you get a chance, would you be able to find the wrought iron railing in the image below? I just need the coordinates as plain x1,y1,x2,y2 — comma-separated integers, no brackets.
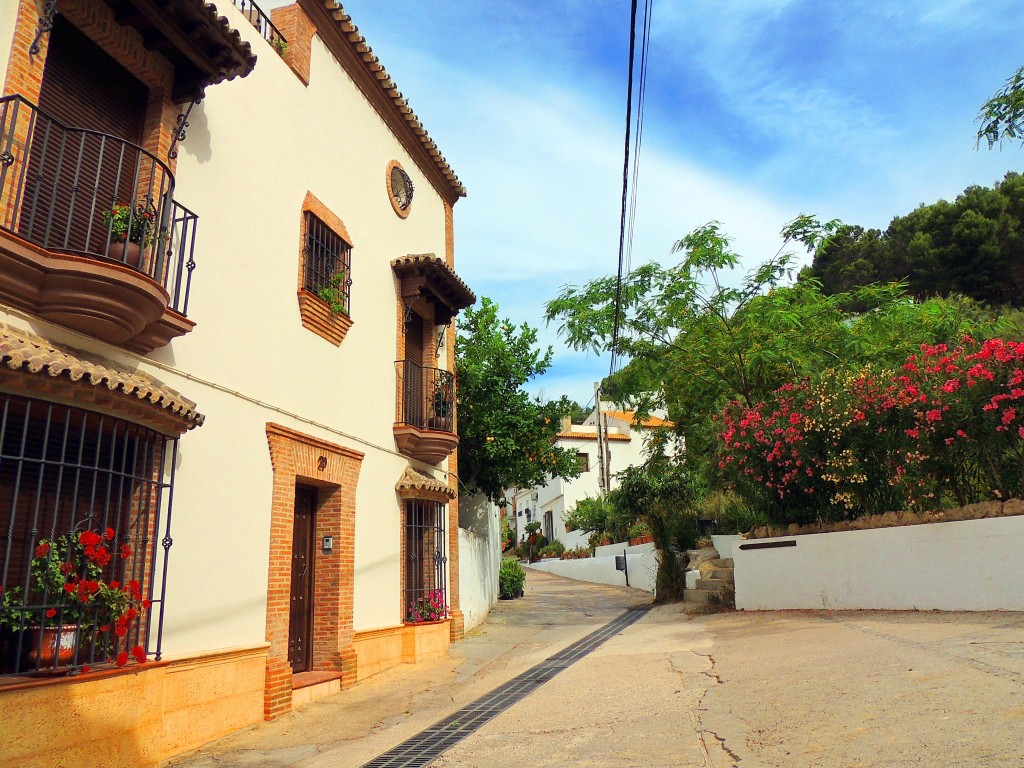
0,95,197,315
396,361,455,433
228,0,288,54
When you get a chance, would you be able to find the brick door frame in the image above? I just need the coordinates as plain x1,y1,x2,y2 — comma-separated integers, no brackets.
264,423,362,720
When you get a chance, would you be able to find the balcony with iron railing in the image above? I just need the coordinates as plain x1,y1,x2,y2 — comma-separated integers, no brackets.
394,361,458,464
0,95,198,353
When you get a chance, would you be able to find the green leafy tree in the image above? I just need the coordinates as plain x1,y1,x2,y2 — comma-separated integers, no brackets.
456,298,582,502
613,455,705,601
545,217,900,431
977,66,1024,149
803,174,1024,306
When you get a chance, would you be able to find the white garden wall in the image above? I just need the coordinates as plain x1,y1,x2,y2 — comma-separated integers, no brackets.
459,528,500,632
734,515,1024,611
528,543,658,593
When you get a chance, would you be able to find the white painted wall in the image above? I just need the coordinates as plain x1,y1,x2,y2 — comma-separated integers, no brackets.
528,544,657,593
734,516,1024,611
459,528,499,633
0,3,464,656
458,492,500,632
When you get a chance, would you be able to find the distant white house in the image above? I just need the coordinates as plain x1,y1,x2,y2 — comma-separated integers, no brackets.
505,403,671,548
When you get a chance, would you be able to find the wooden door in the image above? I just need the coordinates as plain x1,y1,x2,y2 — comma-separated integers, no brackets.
288,486,316,673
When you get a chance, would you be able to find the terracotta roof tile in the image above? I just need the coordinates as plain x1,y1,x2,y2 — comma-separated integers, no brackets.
556,431,630,442
396,466,456,500
317,2,466,198
604,410,674,428
0,325,204,430
391,254,476,309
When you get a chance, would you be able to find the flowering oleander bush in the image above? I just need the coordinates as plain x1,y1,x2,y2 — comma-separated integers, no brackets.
718,337,1024,524
406,589,448,623
0,528,150,667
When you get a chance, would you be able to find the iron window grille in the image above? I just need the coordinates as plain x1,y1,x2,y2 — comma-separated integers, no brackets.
0,393,176,678
303,211,352,315
404,500,447,623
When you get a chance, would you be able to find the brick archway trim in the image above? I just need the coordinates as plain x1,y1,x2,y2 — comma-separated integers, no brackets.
263,423,363,720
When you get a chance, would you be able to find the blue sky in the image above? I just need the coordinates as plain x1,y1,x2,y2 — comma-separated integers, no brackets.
283,1,1024,405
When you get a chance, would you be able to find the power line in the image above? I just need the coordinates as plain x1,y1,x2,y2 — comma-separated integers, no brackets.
609,0,652,378
609,0,640,378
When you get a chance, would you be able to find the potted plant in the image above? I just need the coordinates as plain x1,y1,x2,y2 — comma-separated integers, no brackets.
430,377,454,429
628,521,654,546
100,200,159,268
498,557,526,599
406,589,448,623
316,269,350,315
0,528,149,673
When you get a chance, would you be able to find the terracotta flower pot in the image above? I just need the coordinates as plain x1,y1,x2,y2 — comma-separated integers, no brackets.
24,624,78,671
107,241,141,269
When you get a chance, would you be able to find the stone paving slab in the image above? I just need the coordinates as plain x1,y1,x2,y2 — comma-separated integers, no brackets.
166,573,1024,768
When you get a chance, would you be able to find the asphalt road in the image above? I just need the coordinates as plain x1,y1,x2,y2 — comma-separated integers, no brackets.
167,570,1024,767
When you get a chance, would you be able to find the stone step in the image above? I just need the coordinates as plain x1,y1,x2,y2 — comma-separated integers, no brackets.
696,577,732,592
708,568,734,582
683,588,713,604
705,557,734,569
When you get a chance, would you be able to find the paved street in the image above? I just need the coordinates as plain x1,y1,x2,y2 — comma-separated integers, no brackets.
168,571,1024,768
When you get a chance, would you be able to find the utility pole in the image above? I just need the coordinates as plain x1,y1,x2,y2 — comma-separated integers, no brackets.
595,382,607,495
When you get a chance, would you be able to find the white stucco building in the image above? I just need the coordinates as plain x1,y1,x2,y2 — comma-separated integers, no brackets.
507,403,670,548
0,2,483,765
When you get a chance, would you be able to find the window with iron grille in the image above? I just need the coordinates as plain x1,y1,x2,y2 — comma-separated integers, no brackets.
0,393,175,677
403,500,447,623
303,211,352,315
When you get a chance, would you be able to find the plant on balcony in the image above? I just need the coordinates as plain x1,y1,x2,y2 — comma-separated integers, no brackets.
100,200,158,246
0,528,149,668
406,589,448,623
317,269,350,315
432,377,454,421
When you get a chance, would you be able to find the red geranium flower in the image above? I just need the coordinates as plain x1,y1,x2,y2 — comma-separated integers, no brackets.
116,651,128,667
35,542,50,558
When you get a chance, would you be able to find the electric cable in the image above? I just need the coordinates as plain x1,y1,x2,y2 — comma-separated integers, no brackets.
609,0,640,378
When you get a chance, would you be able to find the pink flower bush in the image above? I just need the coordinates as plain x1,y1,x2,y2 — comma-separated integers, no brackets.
718,337,1024,523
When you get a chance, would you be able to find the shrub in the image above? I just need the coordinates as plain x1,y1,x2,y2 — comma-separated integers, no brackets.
718,336,1024,523
498,557,526,599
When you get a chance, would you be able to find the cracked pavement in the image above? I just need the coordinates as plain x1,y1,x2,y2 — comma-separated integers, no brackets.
166,571,1024,768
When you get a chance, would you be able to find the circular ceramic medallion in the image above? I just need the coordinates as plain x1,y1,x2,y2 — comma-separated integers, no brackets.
387,161,414,217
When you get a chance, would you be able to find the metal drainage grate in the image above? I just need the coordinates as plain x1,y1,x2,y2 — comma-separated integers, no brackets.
361,606,648,768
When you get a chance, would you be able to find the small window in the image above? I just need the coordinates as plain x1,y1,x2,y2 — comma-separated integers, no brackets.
304,212,352,315
576,452,590,472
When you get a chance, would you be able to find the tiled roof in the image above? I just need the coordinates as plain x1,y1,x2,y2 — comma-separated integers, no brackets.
396,466,456,500
604,410,674,428
556,431,630,442
316,1,466,199
0,325,204,430
391,254,476,309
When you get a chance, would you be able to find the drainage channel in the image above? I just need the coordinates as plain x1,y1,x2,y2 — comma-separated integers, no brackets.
360,606,650,768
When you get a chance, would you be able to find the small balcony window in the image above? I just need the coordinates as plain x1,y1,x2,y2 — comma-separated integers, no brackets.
304,212,352,316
